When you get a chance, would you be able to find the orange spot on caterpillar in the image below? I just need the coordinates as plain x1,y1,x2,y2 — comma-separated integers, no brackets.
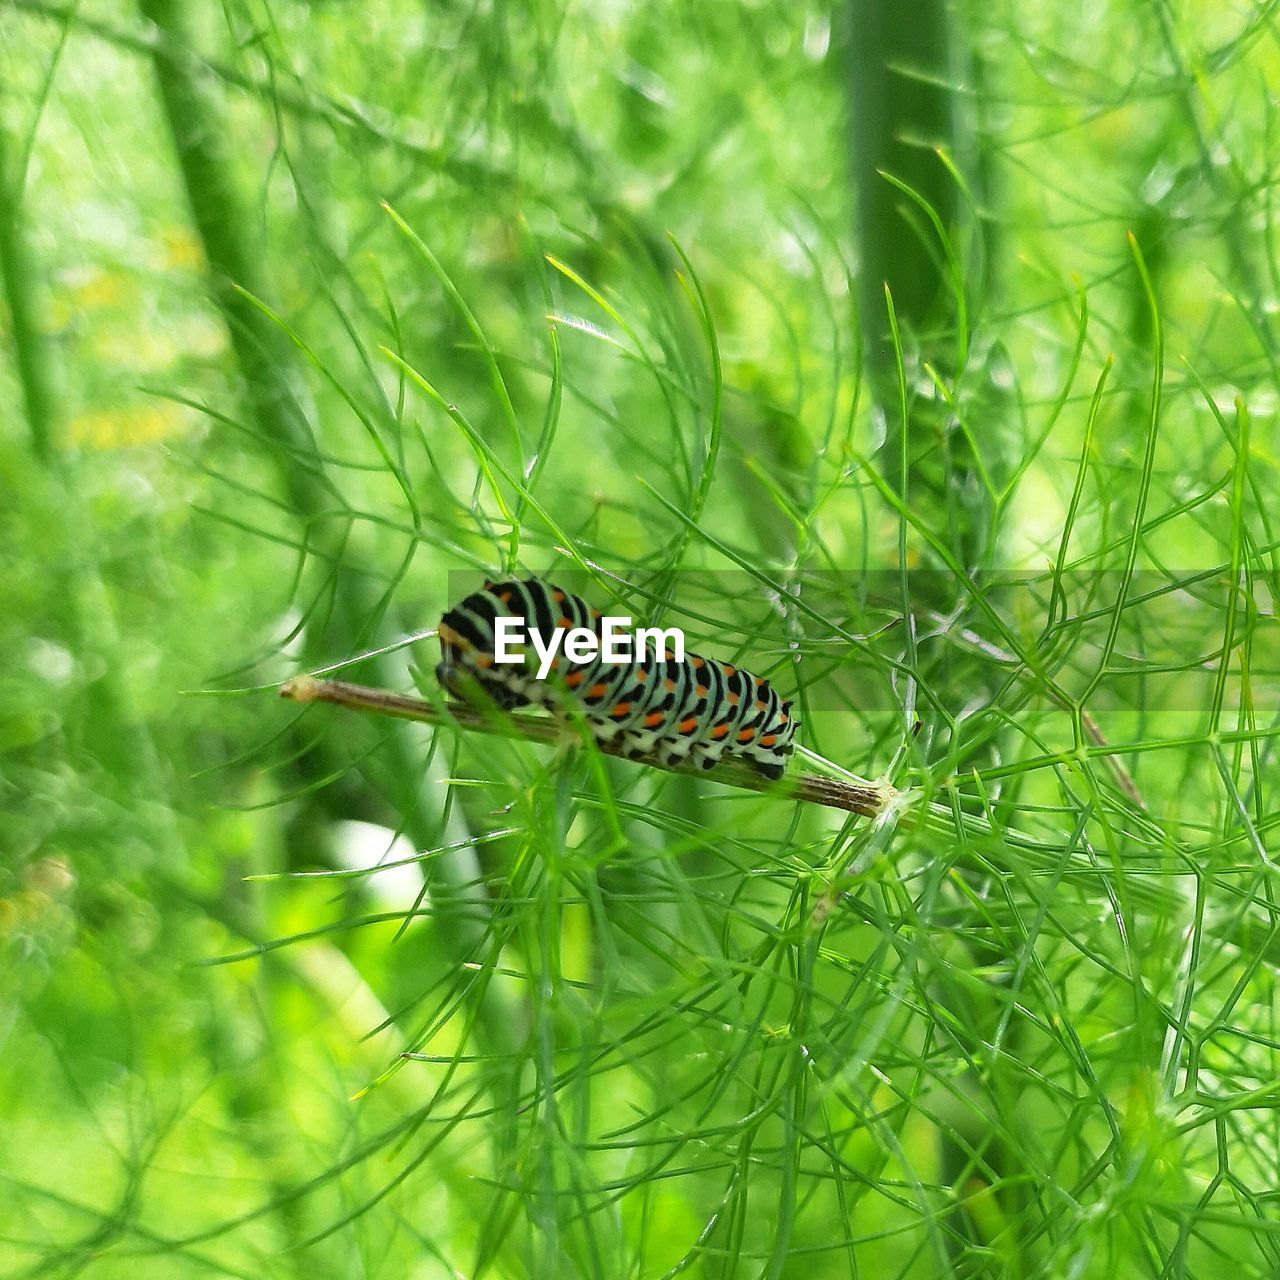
678,717,700,735
737,727,757,742
644,712,665,727
709,723,730,740
759,734,777,747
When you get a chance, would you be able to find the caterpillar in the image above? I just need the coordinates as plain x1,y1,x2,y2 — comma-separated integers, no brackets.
437,578,798,780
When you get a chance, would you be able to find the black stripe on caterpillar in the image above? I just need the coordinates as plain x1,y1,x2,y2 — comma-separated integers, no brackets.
437,578,798,780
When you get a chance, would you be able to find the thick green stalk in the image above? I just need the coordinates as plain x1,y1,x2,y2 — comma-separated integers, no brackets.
844,0,997,569
846,0,959,347
135,0,513,1035
846,4,1023,1262
0,127,57,460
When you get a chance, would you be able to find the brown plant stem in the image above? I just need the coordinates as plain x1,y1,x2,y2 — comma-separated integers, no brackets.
280,676,893,820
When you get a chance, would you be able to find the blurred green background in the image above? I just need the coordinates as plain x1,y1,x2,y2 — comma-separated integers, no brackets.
2,1,1278,1276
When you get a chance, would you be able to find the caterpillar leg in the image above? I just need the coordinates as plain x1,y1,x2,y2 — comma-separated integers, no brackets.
436,662,530,711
